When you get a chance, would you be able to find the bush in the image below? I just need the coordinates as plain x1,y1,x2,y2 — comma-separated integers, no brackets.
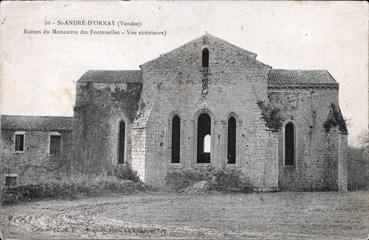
165,168,210,191
256,100,283,131
348,146,369,190
165,167,251,192
210,168,249,191
1,176,148,205
323,103,348,134
108,164,140,182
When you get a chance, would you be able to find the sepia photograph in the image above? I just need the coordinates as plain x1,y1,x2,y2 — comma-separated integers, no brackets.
0,1,368,239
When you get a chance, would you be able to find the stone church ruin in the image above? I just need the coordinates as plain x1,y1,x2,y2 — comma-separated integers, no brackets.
1,34,348,191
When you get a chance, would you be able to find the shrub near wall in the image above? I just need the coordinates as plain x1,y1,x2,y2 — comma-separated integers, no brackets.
108,164,140,182
347,146,369,190
165,167,251,192
1,163,146,205
2,176,148,205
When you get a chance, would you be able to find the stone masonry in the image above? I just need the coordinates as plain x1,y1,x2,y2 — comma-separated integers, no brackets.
71,34,348,191
1,115,73,185
1,34,347,191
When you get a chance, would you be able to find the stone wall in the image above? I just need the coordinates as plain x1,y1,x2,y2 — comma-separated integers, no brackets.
131,127,147,182
1,129,72,185
139,35,279,189
72,82,142,175
268,86,345,190
70,35,346,191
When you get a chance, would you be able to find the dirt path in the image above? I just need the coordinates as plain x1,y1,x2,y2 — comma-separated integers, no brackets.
1,191,369,239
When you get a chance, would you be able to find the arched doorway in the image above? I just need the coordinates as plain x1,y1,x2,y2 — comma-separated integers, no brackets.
197,113,211,163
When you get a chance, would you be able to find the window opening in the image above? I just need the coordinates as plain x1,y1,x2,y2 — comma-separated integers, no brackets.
285,122,295,166
227,117,236,164
197,113,211,163
118,121,126,164
171,115,181,163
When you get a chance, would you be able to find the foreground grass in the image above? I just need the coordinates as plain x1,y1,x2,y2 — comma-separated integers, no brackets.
1,191,369,239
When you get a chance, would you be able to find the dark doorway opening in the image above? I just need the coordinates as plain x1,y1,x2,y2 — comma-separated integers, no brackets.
285,122,295,166
118,121,125,164
171,115,180,163
227,117,236,164
197,113,211,163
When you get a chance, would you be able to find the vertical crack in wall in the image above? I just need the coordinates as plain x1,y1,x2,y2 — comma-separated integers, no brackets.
201,68,209,100
200,34,210,101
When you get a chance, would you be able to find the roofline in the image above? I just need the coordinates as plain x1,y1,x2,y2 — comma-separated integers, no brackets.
140,33,267,68
1,115,73,131
1,128,73,131
1,127,73,131
76,69,141,83
77,80,143,84
1,114,73,119
270,68,332,72
139,35,204,68
209,33,257,57
268,68,339,85
268,83,339,89
326,70,338,83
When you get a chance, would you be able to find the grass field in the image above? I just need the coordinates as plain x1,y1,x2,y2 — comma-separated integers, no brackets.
1,191,369,239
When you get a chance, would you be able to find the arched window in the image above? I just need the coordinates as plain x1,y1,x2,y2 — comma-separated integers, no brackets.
285,122,295,166
197,113,211,163
227,117,236,164
203,134,211,153
202,48,209,67
118,120,126,164
171,115,180,163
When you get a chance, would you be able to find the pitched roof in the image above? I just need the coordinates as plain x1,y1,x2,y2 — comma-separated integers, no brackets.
141,33,271,69
1,115,73,131
208,34,257,58
78,70,142,83
268,69,338,87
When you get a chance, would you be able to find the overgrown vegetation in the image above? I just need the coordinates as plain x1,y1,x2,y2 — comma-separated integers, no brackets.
2,164,144,205
73,82,142,174
348,145,369,191
256,100,284,131
200,68,209,99
323,103,348,134
108,163,140,182
1,176,149,205
165,167,252,192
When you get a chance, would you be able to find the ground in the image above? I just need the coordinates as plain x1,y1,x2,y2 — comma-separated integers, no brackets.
1,191,369,239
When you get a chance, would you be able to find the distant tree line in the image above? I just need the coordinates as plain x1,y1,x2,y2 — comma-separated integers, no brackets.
348,134,369,191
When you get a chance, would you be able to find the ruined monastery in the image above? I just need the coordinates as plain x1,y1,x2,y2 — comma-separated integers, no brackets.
1,34,348,191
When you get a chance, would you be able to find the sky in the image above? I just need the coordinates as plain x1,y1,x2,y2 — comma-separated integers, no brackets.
0,1,368,146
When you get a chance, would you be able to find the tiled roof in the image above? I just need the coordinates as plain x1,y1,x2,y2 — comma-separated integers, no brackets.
1,115,73,131
268,69,338,87
78,70,142,83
